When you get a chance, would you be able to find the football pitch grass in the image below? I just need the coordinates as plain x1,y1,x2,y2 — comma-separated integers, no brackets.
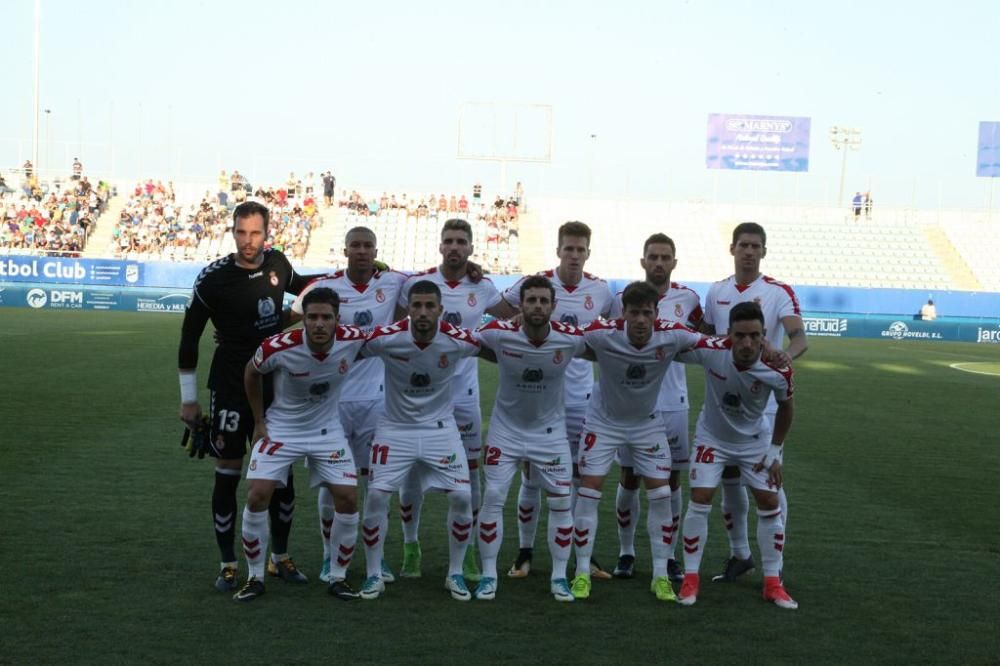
2,309,998,664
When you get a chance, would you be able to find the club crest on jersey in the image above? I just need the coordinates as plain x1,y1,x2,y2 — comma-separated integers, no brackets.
584,295,594,310
269,271,279,287
339,359,349,374
467,292,477,307
656,346,667,361
674,303,684,318
258,297,276,318
444,311,462,326
249,460,257,471
553,350,564,365
354,310,373,327
438,354,449,369
375,288,385,303
560,313,578,326
750,379,762,394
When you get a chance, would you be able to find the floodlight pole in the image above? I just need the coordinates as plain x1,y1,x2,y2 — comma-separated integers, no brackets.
830,126,862,208
31,0,41,174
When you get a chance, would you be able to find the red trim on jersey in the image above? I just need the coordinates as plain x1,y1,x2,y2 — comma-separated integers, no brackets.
440,321,480,347
335,325,366,341
257,329,305,364
762,275,802,315
562,284,578,293
352,283,368,293
366,318,411,341
694,335,732,350
583,319,616,333
550,321,584,336
444,280,462,289
762,359,795,396
734,283,752,293
654,320,693,332
478,319,520,333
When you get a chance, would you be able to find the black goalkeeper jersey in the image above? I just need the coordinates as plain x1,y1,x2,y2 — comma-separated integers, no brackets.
178,249,310,398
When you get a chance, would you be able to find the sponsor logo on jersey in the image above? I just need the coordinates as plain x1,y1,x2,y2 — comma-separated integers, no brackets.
560,313,579,326
674,303,684,318
625,364,646,379
522,368,544,382
258,297,276,318
353,310,373,327
722,392,741,408
375,288,385,303
26,288,48,308
290,371,310,377
249,271,263,279
584,295,594,310
438,453,457,465
329,449,348,463
667,435,679,446
410,372,431,387
269,271,279,287
502,350,523,358
457,421,474,433
553,350,564,364
444,311,462,326
438,354,449,368
709,368,727,381
390,354,409,362
645,444,661,454
339,359,349,374
309,381,331,399
468,292,477,307
881,321,943,341
716,300,731,305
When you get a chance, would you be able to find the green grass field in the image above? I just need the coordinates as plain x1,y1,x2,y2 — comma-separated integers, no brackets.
2,309,999,664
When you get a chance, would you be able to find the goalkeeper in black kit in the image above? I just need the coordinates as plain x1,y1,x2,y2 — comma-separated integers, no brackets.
178,200,318,591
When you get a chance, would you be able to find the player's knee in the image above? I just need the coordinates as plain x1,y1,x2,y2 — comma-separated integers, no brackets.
546,494,571,512
329,485,358,514
753,490,780,512
364,489,391,516
482,485,507,512
689,487,714,505
619,466,640,490
579,474,604,491
246,481,274,512
643,476,670,492
447,489,472,514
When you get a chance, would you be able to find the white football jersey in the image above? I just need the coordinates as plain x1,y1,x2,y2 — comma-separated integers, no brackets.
361,319,481,426
475,319,587,437
703,274,800,414
292,269,408,402
584,318,702,424
678,336,794,446
503,268,613,405
398,268,502,402
610,282,704,411
251,326,367,440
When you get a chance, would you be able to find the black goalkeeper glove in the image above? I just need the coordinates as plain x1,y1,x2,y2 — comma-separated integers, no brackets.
181,415,212,459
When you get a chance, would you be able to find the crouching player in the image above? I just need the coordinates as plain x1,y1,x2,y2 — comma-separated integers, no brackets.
674,301,797,609
473,275,586,602
571,281,703,602
234,288,367,602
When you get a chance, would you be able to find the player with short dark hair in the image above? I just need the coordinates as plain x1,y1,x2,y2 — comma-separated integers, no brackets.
571,281,703,601
701,222,807,583
674,301,798,609
357,281,482,601
234,289,367,602
501,220,614,579
608,233,704,582
177,200,317,591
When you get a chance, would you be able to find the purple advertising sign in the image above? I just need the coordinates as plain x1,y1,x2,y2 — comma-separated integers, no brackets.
976,121,1000,177
706,114,811,172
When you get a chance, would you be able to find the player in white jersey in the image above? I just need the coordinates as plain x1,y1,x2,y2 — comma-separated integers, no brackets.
570,281,703,602
702,222,808,583
234,289,367,602
501,220,614,579
472,276,586,602
393,218,516,581
291,226,407,584
674,301,798,609
608,234,704,582
357,280,482,601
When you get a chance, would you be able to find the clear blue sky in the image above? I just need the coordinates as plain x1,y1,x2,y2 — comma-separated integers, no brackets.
2,0,998,208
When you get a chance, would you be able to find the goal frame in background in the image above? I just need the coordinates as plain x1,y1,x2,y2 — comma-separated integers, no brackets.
457,102,553,196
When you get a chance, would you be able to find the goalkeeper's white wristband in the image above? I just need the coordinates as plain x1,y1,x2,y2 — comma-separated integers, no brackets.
179,372,198,404
763,444,784,468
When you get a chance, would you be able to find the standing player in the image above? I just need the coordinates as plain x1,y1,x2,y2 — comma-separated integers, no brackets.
674,302,797,609
357,281,481,601
571,281,703,601
473,276,584,602
393,218,515,581
702,222,807,582
290,226,407,584
502,220,614,579
178,200,315,591
234,289,366,602
609,234,704,582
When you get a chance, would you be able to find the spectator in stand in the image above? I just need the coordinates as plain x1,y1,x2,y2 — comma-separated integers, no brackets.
218,170,230,207
71,158,83,181
458,194,468,212
852,192,863,219
920,299,937,321
473,182,482,200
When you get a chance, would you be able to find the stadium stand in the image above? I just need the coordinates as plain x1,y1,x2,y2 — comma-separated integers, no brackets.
104,177,320,262
0,169,110,257
326,189,522,274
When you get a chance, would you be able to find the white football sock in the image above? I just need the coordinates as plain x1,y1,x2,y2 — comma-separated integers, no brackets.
756,507,784,577
682,501,712,575
362,489,390,579
646,485,672,579
572,488,601,577
446,490,473,576
240,507,269,580
328,511,359,580
318,486,335,559
721,478,752,559
615,484,640,557
547,494,573,581
516,472,541,549
399,468,424,544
